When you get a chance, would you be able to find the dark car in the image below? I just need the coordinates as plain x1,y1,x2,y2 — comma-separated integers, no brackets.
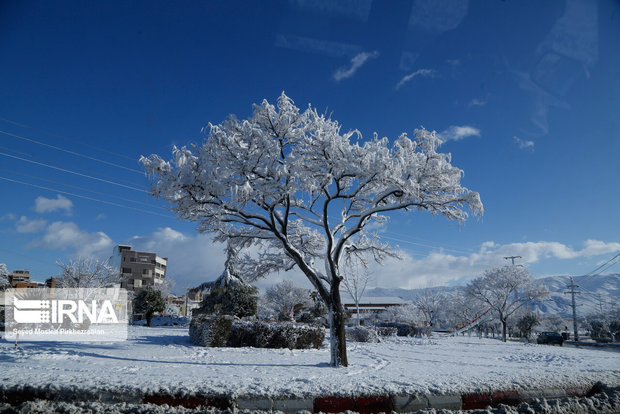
537,331,564,346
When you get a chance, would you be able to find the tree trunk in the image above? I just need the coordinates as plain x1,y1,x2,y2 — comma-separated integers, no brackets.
501,319,507,342
329,286,348,367
146,312,153,327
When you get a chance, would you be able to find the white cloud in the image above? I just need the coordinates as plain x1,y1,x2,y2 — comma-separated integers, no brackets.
394,68,437,90
333,50,379,82
275,34,360,58
514,136,535,150
34,195,73,215
32,221,114,258
467,98,487,107
16,216,47,233
1,213,16,222
366,239,620,289
437,125,481,142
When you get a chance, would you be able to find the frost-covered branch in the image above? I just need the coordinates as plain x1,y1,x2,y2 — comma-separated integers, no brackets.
141,92,483,367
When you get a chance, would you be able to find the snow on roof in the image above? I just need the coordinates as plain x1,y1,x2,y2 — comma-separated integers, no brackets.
341,295,410,306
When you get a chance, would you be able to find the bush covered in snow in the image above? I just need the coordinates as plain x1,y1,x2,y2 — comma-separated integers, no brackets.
375,321,431,337
346,325,379,343
189,314,324,349
376,326,398,337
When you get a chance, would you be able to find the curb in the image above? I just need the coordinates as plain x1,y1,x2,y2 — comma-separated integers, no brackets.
0,383,600,412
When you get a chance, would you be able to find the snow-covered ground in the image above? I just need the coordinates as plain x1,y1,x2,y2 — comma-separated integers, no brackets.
1,326,618,398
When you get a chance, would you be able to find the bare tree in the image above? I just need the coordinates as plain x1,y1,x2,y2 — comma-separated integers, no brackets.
464,266,548,342
55,257,120,289
414,287,447,328
341,253,372,326
141,93,482,366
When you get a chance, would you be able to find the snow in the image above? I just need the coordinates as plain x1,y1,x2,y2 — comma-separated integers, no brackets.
1,326,618,399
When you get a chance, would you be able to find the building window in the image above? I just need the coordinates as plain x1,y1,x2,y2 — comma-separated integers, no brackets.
122,267,131,274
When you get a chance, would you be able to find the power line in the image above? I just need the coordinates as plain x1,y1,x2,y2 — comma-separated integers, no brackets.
0,175,172,219
0,151,147,193
585,252,620,276
0,129,144,174
381,234,474,255
383,231,478,253
0,144,33,158
0,116,138,162
0,168,166,210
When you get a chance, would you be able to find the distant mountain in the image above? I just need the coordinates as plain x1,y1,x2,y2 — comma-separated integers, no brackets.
365,274,619,318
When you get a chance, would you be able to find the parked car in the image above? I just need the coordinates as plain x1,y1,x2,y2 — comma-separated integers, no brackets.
537,331,564,346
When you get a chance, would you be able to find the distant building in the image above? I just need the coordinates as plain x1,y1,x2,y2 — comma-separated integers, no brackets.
8,270,39,289
45,277,60,289
110,245,167,291
342,295,410,314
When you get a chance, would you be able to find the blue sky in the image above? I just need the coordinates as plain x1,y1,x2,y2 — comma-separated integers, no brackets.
1,0,619,294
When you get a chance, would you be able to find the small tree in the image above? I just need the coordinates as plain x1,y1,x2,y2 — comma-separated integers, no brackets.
141,93,482,366
192,245,258,318
464,266,548,342
263,280,312,321
516,313,539,342
341,253,372,326
414,287,447,328
381,303,419,324
133,287,166,327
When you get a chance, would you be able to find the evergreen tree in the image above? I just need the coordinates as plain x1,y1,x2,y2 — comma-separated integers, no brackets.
134,287,166,327
192,245,258,318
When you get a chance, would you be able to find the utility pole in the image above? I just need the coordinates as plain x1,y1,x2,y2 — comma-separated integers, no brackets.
564,276,580,341
504,256,522,266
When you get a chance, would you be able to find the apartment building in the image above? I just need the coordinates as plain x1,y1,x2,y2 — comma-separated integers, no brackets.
8,270,39,289
110,245,167,292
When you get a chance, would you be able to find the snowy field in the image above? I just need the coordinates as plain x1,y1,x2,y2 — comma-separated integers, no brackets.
1,326,618,399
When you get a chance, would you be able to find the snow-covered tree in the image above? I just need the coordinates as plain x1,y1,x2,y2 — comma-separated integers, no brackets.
414,287,447,327
381,303,420,324
262,280,313,321
464,266,548,342
55,257,120,289
540,314,566,333
0,263,9,290
141,93,483,366
191,245,258,318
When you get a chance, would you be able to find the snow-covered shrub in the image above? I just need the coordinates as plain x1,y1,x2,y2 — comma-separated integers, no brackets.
346,325,379,343
376,322,414,336
189,314,235,347
377,326,398,337
411,326,432,337
232,321,324,349
189,316,325,349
